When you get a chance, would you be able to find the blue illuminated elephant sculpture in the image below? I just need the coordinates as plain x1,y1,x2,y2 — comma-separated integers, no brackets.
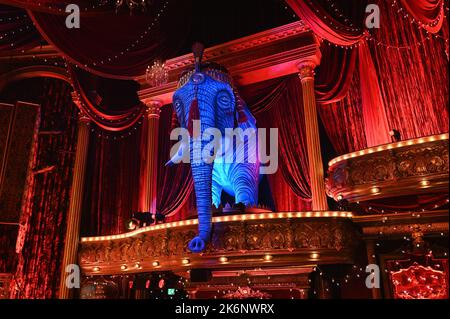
167,43,260,253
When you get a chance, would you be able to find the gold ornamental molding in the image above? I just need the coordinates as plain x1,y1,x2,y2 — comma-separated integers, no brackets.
326,134,449,202
352,210,449,238
79,212,357,275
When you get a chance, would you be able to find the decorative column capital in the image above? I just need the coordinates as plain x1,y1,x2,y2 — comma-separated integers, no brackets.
297,60,317,82
71,92,90,124
144,100,162,119
71,91,82,108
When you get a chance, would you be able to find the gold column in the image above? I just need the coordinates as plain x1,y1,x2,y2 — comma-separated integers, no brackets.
366,239,381,299
298,61,328,211
143,101,162,214
59,95,90,299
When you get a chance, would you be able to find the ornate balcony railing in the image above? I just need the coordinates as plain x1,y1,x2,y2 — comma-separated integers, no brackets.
79,212,357,275
326,134,449,203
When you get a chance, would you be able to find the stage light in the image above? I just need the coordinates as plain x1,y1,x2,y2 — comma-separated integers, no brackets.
263,254,273,261
152,261,160,267
135,263,142,269
371,186,381,194
420,180,430,187
93,266,100,272
337,194,343,201
219,256,228,263
120,265,128,271
310,253,320,259
181,258,190,265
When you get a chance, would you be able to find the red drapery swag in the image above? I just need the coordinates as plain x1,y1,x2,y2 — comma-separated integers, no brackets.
68,65,146,131
399,0,445,33
21,0,192,79
318,1,448,155
286,0,448,152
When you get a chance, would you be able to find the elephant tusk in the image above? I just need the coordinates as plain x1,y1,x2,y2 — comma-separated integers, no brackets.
166,142,187,166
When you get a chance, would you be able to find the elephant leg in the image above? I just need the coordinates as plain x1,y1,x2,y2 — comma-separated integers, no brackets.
212,179,222,208
229,163,259,207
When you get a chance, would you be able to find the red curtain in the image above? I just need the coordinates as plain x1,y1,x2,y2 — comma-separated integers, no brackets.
318,69,368,155
285,0,366,45
156,106,194,217
2,78,78,299
0,5,41,52
23,0,192,79
68,65,146,131
371,0,449,140
358,41,391,146
285,0,391,146
315,44,358,104
243,76,312,200
399,0,445,33
81,125,143,236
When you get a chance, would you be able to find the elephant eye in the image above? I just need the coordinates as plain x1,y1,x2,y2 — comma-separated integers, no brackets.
216,91,232,109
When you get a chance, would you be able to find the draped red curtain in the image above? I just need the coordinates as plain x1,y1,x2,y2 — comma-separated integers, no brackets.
370,0,449,140
285,0,366,45
318,69,367,155
0,5,41,52
1,78,78,299
287,0,448,154
68,65,146,131
156,106,194,217
81,125,143,236
399,0,445,33
242,76,312,201
24,0,192,79
358,40,391,146
315,44,358,104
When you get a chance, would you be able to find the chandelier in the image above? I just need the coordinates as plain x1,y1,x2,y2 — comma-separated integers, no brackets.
114,0,152,12
146,60,169,87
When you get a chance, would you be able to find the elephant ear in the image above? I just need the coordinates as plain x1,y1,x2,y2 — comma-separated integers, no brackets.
235,96,256,130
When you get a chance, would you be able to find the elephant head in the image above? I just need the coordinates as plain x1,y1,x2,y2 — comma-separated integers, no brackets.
168,43,257,253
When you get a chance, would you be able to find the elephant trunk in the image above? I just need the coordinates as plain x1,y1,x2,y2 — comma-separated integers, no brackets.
188,136,214,253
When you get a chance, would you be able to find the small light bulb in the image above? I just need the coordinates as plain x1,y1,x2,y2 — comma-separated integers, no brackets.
219,256,228,263
182,258,190,265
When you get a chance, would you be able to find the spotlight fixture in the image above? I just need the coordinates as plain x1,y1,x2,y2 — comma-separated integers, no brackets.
126,212,154,230
120,265,128,271
152,261,160,267
337,198,349,211
263,254,273,261
154,212,166,224
93,266,100,272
